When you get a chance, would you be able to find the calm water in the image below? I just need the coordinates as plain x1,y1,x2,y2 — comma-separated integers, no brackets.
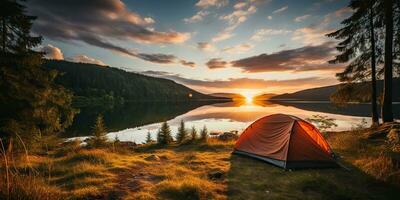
66,100,400,144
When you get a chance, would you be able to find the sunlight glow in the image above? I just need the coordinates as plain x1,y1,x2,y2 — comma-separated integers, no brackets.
245,95,253,103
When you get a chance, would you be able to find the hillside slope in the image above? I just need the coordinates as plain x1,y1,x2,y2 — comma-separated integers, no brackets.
43,60,222,104
269,79,400,101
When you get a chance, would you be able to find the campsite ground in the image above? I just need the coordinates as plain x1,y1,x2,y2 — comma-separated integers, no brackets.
1,127,400,200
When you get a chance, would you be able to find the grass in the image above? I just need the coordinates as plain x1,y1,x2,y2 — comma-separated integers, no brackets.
1,129,400,200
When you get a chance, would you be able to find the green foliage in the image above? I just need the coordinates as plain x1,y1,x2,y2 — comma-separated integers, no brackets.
330,83,372,105
190,126,197,141
42,60,217,105
0,0,42,54
157,122,173,145
0,0,76,148
306,115,338,132
351,118,369,131
176,120,188,143
199,125,208,142
87,114,108,148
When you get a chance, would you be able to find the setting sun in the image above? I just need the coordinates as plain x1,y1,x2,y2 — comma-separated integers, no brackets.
245,95,253,103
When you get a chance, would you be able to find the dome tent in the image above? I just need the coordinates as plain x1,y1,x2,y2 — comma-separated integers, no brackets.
233,114,338,169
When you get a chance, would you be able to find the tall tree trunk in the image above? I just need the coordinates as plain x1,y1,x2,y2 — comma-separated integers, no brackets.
2,17,5,53
382,0,394,122
369,2,379,126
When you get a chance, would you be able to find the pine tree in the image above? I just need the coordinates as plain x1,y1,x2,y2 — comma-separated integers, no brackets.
327,0,381,126
146,131,153,143
190,126,197,141
0,0,76,148
157,121,173,145
176,120,188,143
199,125,209,142
88,114,108,147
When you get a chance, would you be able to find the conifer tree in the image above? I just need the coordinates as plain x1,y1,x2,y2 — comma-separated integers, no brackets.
190,126,197,141
146,131,153,144
157,121,173,145
88,114,108,147
327,0,381,125
199,125,208,142
176,120,188,143
0,0,76,147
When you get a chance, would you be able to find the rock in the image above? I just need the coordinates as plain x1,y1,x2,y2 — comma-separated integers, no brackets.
208,170,225,180
144,154,160,161
218,131,239,141
119,141,137,147
209,131,222,136
159,155,169,160
387,128,400,144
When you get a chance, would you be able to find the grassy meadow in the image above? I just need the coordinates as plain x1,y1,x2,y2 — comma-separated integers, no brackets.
1,126,400,200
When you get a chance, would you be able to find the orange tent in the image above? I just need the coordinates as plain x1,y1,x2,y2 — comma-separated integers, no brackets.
234,114,338,169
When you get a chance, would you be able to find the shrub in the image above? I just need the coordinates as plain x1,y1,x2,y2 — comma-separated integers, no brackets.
306,115,338,132
155,177,215,200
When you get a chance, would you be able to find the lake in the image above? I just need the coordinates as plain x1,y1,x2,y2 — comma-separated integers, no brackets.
66,100,400,144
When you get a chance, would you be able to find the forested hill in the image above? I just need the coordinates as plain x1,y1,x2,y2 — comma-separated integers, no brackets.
268,78,400,102
42,60,221,105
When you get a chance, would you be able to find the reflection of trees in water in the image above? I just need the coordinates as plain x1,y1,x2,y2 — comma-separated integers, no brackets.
63,101,220,137
271,101,400,118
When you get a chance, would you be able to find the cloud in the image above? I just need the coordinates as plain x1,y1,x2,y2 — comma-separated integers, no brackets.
272,6,288,14
250,28,292,41
180,60,196,67
211,30,235,42
230,42,342,72
184,10,209,23
136,53,177,64
267,15,272,20
219,4,257,27
294,14,311,22
292,25,334,45
27,0,190,65
292,7,352,45
213,0,263,42
206,58,229,69
222,43,253,54
197,42,216,52
141,70,338,92
39,44,64,60
234,2,247,9
196,0,229,8
67,55,106,66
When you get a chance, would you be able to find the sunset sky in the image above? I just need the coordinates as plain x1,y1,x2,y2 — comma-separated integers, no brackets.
28,0,352,95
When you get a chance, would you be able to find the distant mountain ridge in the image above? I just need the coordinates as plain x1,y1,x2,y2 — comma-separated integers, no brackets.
210,93,245,100
265,78,400,102
43,60,226,105
253,93,277,101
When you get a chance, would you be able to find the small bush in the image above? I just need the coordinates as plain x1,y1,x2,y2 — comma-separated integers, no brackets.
155,177,215,200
